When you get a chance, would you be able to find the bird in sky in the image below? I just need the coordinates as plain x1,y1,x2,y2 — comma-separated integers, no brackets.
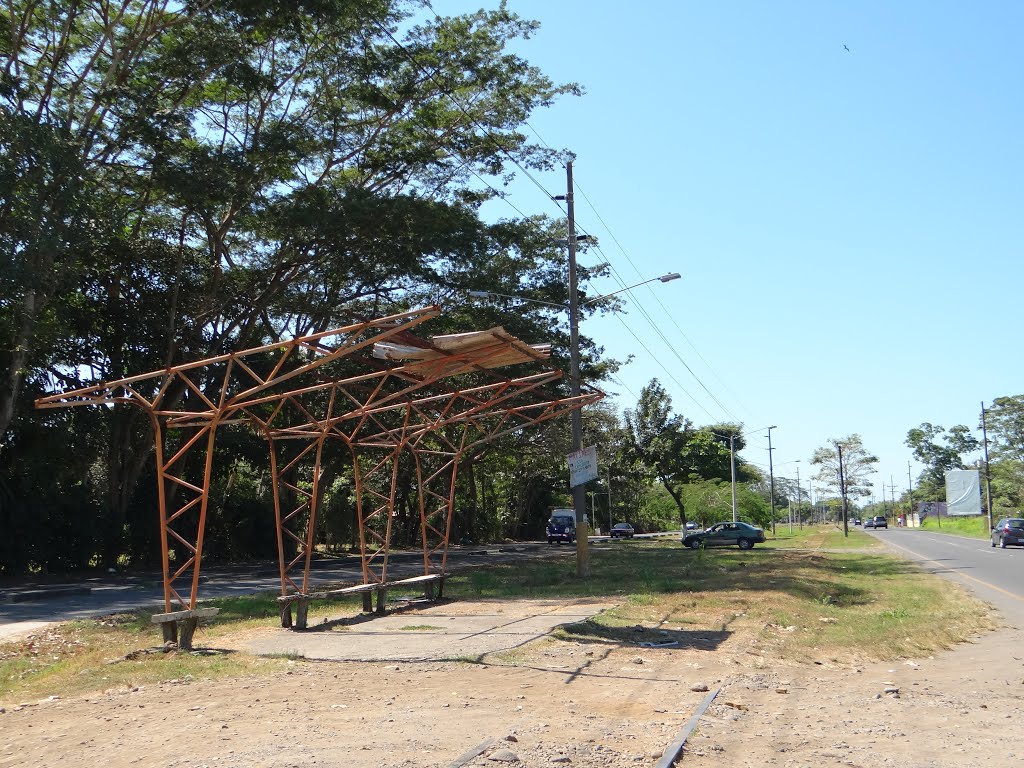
843,44,851,52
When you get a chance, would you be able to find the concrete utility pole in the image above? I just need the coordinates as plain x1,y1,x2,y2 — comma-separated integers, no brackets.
795,464,802,529
564,160,590,577
889,476,898,522
767,426,777,534
729,434,738,522
838,444,849,537
981,401,994,531
907,461,914,527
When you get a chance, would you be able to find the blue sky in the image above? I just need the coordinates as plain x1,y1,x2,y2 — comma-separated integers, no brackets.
442,1,1024,501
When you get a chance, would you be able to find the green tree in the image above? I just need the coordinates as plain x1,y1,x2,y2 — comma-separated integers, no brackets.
624,379,696,527
0,0,591,571
905,422,980,499
811,434,878,533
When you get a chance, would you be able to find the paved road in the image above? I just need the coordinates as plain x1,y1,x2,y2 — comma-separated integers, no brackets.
866,526,1024,626
0,535,670,642
0,544,573,642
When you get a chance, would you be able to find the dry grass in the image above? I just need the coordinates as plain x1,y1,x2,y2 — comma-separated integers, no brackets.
0,532,995,703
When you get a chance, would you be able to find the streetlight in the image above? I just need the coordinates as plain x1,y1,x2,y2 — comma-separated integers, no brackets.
468,273,681,309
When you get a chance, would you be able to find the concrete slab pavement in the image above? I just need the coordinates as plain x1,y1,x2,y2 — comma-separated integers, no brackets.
242,597,616,662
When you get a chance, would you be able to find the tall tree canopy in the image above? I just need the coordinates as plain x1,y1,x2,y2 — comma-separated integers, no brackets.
810,434,878,531
905,422,980,496
0,0,604,573
0,0,581,441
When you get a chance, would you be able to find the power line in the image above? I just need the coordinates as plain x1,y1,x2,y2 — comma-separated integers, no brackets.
587,242,738,421
571,178,752,419
373,6,732,422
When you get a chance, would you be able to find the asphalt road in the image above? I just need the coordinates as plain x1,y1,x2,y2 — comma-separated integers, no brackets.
1,536,663,642
866,526,1024,627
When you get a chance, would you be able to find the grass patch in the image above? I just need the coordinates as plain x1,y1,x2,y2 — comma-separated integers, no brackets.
0,591,360,704
769,524,883,550
447,537,994,662
399,625,442,631
1,537,996,703
919,516,990,540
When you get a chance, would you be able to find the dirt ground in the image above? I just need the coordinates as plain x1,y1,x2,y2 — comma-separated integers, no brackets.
1,597,1023,768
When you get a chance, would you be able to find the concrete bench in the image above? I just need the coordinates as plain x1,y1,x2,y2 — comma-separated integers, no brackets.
277,573,447,629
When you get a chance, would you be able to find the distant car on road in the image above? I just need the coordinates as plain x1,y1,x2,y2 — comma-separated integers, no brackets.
870,515,887,529
864,517,875,529
546,510,576,545
685,521,698,530
991,518,1024,548
853,518,862,526
682,521,766,550
610,522,635,539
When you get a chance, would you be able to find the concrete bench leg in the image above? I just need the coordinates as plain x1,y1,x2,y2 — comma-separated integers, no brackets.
423,581,435,600
295,599,309,630
375,588,388,615
280,602,293,628
362,592,373,613
178,618,199,650
160,621,178,645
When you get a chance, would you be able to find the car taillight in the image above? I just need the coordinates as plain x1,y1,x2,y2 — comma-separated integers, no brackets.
1005,525,1012,532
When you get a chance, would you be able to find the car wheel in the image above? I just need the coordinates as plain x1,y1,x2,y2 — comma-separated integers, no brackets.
1000,536,1007,549
738,538,753,550
688,539,702,550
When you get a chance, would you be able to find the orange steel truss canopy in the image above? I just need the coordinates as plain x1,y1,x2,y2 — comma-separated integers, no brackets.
36,306,602,643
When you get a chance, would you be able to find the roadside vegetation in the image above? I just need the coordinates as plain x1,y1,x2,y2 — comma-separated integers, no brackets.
918,516,991,540
1,529,992,705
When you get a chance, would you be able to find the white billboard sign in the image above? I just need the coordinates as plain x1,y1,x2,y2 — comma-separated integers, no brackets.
568,445,598,488
944,469,981,517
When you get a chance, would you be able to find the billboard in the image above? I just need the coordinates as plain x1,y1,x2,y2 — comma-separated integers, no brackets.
944,469,981,516
568,445,598,487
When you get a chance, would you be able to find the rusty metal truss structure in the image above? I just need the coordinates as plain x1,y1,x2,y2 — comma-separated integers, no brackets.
36,306,602,640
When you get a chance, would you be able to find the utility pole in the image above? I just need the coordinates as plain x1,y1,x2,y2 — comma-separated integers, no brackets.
563,160,589,577
729,435,738,522
838,444,848,537
889,476,898,523
907,461,914,528
767,426,777,535
981,401,994,531
795,464,802,529
607,467,613,534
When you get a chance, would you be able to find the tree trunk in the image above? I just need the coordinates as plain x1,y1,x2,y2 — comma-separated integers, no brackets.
659,474,688,528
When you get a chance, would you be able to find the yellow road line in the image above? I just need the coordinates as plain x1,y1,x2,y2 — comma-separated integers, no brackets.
884,537,1024,602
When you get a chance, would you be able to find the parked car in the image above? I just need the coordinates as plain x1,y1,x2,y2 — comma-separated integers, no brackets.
991,518,1024,548
610,522,635,538
871,515,887,529
685,521,698,530
682,521,766,550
